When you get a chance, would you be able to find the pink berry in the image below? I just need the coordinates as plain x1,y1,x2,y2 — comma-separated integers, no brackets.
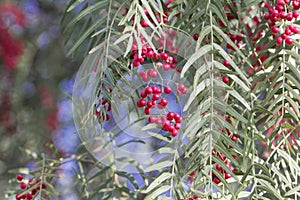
272,26,279,34
293,11,299,18
140,90,147,98
181,87,188,94
161,52,168,60
222,76,229,84
160,98,168,106
177,84,185,91
152,94,160,101
171,129,178,137
148,69,158,78
164,86,172,94
153,53,160,60
167,112,174,120
193,33,199,41
276,36,283,45
148,116,156,123
20,182,27,189
146,50,154,58
132,60,140,67
213,177,221,184
286,37,293,45
145,87,153,94
287,13,293,21
155,118,162,125
285,28,292,35
139,99,147,107
163,62,170,70
225,173,231,179
175,123,181,130
223,60,230,67
16,174,23,181
141,20,148,27
144,107,151,115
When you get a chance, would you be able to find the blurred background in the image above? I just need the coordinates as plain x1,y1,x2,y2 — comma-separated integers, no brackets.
0,0,81,198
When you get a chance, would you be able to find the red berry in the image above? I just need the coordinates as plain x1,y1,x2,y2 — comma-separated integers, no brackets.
16,174,23,181
293,11,299,19
223,60,230,67
27,194,33,200
146,101,152,108
193,33,199,41
153,53,160,60
160,98,168,106
272,26,279,34
181,87,188,94
167,112,174,120
148,69,158,78
287,13,293,21
225,173,231,179
163,62,170,71
161,52,168,60
286,37,293,45
231,135,237,142
139,99,146,107
213,177,221,184
175,123,181,130
146,50,154,58
276,36,283,45
132,60,140,67
285,28,292,35
222,76,229,84
148,116,156,123
152,94,160,101
144,107,151,115
174,113,181,121
20,182,27,189
141,20,148,27
177,84,185,91
216,164,222,171
171,129,178,137
145,87,153,94
140,90,147,98
164,86,172,94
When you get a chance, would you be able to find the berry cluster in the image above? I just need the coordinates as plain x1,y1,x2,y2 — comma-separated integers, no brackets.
264,0,299,45
15,174,46,200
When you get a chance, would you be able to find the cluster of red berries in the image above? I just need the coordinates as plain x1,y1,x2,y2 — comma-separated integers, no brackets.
136,83,184,137
130,33,187,137
15,174,46,200
264,0,299,45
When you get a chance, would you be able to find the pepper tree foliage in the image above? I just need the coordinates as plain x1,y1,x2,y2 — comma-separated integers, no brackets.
10,0,300,199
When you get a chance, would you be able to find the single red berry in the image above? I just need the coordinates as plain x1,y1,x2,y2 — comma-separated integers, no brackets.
20,182,27,189
139,99,147,107
16,174,23,181
161,52,169,60
231,135,237,142
144,107,151,115
171,129,178,137
140,90,147,98
146,101,153,108
293,11,299,18
287,13,293,21
148,116,156,123
216,164,222,171
27,193,33,200
163,62,170,71
174,113,181,121
285,28,292,35
167,112,174,120
148,69,158,78
285,37,293,45
153,52,160,60
152,94,160,101
160,98,168,106
132,60,140,67
177,84,185,91
222,76,229,84
272,26,279,34
175,123,181,130
181,87,188,94
145,87,153,94
164,86,172,94
223,60,230,67
193,33,199,41
213,177,221,184
146,50,154,58
276,36,283,45
225,173,231,179
141,20,148,27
